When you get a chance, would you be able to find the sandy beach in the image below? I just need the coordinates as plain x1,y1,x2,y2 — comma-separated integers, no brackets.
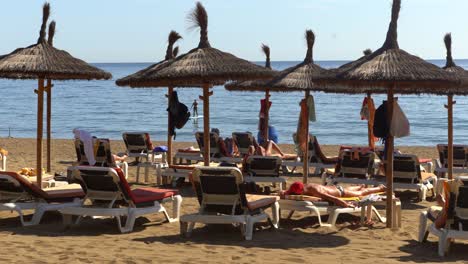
0,138,465,263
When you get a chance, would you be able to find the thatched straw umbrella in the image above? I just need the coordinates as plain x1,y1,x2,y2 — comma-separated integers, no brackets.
319,0,460,228
441,33,468,179
116,30,183,165
227,30,334,183
120,2,275,166
225,43,275,146
0,3,111,187
45,20,56,173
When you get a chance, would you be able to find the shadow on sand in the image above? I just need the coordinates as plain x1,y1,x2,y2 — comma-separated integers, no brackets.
132,223,350,249
394,239,467,262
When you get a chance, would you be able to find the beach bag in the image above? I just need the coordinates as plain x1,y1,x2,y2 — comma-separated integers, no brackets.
390,101,410,138
167,91,191,139
373,101,389,139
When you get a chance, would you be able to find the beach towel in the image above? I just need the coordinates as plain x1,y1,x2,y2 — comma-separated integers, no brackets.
296,98,308,155
73,129,96,166
360,97,377,148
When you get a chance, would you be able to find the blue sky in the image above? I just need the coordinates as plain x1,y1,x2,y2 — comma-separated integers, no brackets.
1,0,467,63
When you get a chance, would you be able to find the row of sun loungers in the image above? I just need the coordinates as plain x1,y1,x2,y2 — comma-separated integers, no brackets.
1,132,467,254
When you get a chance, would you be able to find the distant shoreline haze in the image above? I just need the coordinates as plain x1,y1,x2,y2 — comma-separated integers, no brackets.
0,60,465,146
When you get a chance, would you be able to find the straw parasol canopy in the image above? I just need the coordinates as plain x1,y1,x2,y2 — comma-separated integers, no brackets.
0,2,112,188
440,33,468,181
227,30,334,183
124,2,275,166
442,33,468,81
323,0,459,93
129,2,274,88
317,0,461,228
116,30,183,87
116,30,183,168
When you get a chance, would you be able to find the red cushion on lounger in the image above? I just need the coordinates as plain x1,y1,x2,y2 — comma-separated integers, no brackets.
177,148,200,153
114,167,178,204
169,164,197,170
419,158,432,164
131,188,178,204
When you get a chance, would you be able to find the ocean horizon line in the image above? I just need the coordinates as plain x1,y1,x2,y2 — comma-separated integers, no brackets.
88,58,463,65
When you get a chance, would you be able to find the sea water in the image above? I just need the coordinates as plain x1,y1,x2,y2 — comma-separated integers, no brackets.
1,60,467,146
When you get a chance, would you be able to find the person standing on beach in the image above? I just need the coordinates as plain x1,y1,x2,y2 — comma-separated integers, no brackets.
191,99,198,117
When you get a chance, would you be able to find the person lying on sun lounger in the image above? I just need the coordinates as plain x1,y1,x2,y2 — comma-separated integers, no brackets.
247,139,296,159
280,182,386,208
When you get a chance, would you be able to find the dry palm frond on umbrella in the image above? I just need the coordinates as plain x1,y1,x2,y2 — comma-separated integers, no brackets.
0,3,111,187
319,0,460,228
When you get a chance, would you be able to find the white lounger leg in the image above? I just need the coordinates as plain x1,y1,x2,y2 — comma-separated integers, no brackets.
245,216,254,240
270,201,280,228
418,211,429,242
162,195,182,223
439,232,450,256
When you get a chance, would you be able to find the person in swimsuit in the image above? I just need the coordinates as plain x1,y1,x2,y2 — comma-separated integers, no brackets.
280,182,386,208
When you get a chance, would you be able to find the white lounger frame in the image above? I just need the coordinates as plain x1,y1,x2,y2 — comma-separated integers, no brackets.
418,177,468,256
60,166,182,233
180,167,279,240
0,174,81,226
278,199,387,227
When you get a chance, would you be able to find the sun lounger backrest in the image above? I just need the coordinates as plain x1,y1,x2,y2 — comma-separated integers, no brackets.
0,172,51,202
445,178,468,231
339,149,375,179
195,132,220,157
232,132,254,155
74,139,89,165
75,138,115,167
393,154,420,183
292,133,327,163
244,156,281,177
192,167,246,214
0,173,31,201
72,166,132,205
123,132,153,155
94,139,116,167
437,144,468,168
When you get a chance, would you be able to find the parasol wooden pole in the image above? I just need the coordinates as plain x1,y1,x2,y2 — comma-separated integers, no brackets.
385,85,395,228
167,87,173,166
264,89,270,143
46,79,53,173
36,78,45,189
201,83,212,166
366,93,373,149
303,90,310,184
447,94,455,180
